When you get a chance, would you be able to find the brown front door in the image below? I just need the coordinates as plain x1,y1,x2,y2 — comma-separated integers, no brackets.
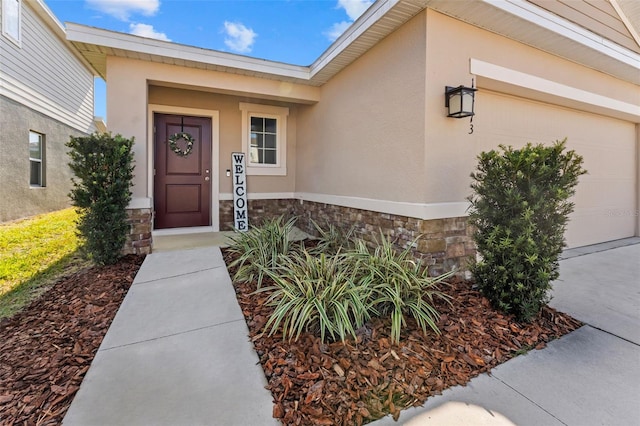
154,114,211,229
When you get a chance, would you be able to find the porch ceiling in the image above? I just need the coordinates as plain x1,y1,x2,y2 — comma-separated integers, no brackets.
66,0,640,87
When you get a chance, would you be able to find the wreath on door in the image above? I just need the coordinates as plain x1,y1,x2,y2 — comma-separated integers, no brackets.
168,132,195,157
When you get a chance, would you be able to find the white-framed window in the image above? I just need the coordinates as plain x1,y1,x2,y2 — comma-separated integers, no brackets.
29,131,45,187
239,102,288,176
2,0,21,45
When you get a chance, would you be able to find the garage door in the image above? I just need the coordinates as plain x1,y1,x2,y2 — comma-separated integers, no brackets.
476,92,637,248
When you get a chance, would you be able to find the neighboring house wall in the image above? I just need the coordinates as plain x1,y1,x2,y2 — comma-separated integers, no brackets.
0,0,95,222
0,96,87,221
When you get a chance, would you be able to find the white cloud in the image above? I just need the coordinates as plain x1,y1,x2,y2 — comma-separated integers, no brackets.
324,21,351,42
337,0,373,21
86,0,159,21
325,0,373,41
129,23,170,41
223,21,257,54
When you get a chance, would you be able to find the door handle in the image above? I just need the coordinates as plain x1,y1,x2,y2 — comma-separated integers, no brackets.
205,176,210,181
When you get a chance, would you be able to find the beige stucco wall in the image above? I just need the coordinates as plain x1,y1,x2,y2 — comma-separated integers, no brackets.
106,56,317,209
296,12,428,204
105,8,638,243
294,8,637,245
423,9,639,246
147,86,297,195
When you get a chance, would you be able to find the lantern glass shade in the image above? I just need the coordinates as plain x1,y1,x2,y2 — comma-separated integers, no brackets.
445,85,477,118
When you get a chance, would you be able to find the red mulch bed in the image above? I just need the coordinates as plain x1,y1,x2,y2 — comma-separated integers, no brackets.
226,252,582,425
0,255,144,426
0,250,581,426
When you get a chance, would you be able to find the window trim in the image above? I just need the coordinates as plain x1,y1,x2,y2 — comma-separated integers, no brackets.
29,131,45,187
2,0,22,46
239,102,288,176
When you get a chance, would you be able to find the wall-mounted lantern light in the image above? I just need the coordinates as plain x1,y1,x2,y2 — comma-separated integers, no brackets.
445,84,477,118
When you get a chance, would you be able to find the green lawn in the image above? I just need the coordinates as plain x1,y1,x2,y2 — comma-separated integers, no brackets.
0,208,90,320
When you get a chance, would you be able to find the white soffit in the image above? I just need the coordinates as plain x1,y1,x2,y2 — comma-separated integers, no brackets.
310,0,428,83
426,0,640,85
65,0,427,85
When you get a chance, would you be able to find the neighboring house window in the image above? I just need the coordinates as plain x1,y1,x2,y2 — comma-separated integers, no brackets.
240,102,288,176
2,0,21,45
29,131,45,187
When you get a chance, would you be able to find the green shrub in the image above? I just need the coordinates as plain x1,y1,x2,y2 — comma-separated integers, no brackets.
67,133,134,265
261,250,370,343
348,233,452,344
227,215,297,288
308,219,355,255
468,140,586,321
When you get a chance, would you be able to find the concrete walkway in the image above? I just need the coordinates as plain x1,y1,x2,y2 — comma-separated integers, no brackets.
63,246,279,426
64,238,640,425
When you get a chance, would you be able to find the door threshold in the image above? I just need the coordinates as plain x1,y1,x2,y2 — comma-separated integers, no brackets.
152,226,215,237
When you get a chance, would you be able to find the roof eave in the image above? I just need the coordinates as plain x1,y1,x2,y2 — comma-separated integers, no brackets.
65,23,311,82
65,0,639,87
427,0,640,85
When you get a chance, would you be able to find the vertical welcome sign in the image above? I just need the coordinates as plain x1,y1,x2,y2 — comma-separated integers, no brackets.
232,152,248,231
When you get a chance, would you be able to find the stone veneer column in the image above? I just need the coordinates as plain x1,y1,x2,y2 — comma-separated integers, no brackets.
123,208,153,255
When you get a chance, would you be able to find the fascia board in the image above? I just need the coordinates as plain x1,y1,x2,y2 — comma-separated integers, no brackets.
309,0,401,77
609,0,640,47
485,0,640,69
25,0,65,37
65,23,312,81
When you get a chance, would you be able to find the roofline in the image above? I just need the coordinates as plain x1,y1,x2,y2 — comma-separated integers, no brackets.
609,0,640,47
65,23,311,81
65,0,640,86
483,0,639,69
310,0,405,75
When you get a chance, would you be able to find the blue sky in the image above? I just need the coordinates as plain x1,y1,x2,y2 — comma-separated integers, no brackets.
46,0,374,121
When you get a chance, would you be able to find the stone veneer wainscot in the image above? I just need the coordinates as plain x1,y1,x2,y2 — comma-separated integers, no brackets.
219,199,476,274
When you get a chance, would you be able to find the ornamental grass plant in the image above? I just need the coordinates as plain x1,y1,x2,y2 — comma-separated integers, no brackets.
348,233,453,344
260,250,371,343
229,219,454,344
307,219,356,256
227,215,297,288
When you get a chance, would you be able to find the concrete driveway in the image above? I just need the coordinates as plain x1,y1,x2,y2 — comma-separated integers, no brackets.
372,238,640,426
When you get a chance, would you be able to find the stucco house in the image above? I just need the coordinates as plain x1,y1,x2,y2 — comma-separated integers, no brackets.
0,0,99,222
65,0,639,270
